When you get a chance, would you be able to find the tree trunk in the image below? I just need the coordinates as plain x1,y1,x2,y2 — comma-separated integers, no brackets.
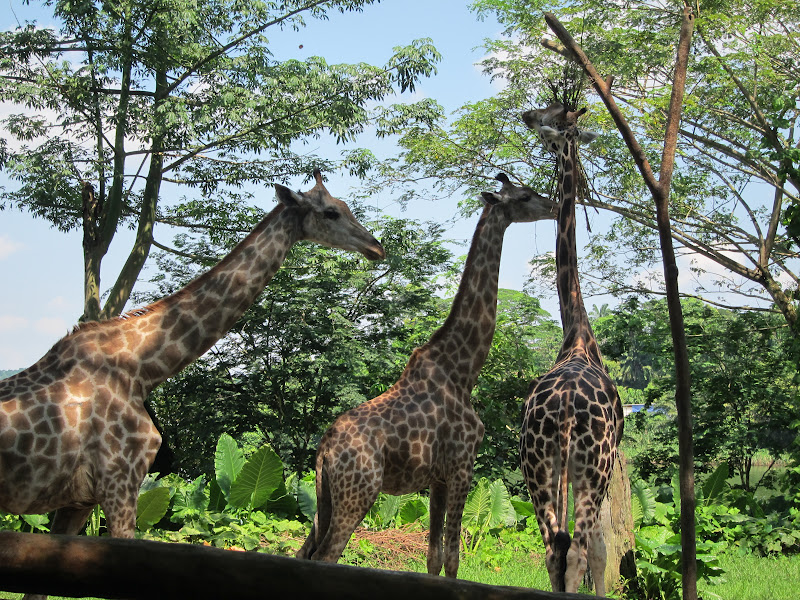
0,531,594,600
584,449,636,595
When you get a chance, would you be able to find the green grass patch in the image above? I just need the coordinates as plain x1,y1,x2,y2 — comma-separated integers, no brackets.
697,552,800,600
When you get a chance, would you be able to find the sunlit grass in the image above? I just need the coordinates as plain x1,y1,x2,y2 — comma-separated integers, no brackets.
698,552,800,600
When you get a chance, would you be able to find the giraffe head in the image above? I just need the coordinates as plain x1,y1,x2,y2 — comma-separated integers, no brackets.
274,169,386,260
480,173,558,222
521,102,598,154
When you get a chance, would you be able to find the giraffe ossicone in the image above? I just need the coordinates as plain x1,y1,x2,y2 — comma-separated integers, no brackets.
519,102,623,597
296,174,556,578
0,170,384,600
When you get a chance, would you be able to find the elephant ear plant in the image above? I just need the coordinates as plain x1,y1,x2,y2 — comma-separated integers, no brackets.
135,433,305,551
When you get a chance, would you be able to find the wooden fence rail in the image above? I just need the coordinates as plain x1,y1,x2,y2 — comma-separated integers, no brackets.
0,531,596,600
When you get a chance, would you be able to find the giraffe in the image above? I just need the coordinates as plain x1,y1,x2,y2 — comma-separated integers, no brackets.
0,170,384,600
296,174,557,578
519,102,624,596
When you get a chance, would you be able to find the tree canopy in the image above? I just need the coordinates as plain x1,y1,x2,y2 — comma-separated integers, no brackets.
367,0,800,336
0,0,441,321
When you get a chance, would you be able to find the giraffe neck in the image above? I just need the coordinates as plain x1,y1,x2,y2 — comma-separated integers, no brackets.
104,203,301,391
555,139,602,364
424,204,507,387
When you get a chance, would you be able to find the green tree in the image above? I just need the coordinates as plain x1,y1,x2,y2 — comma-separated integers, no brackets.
0,0,440,322
369,0,800,337
148,214,453,477
598,298,798,488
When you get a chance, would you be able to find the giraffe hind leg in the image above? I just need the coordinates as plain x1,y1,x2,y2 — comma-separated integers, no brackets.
309,469,380,564
552,529,571,592
297,461,333,560
587,525,608,597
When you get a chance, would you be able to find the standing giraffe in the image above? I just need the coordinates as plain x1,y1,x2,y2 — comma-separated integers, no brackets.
519,103,624,596
297,174,557,578
0,170,384,599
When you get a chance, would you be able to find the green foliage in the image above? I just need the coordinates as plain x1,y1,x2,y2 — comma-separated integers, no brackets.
630,479,726,600
599,297,798,488
0,0,442,319
461,478,517,554
629,464,800,599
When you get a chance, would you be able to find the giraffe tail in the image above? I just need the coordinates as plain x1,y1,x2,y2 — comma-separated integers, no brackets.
554,420,572,590
296,449,331,559
553,529,571,592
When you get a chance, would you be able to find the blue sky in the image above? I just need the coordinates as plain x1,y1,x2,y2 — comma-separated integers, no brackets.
0,0,595,369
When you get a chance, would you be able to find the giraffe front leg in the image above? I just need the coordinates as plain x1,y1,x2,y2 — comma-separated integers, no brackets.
426,482,446,575
21,506,96,600
442,477,472,578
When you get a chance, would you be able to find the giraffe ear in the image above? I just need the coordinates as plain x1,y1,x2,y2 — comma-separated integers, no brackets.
481,191,502,205
274,183,305,207
578,129,599,143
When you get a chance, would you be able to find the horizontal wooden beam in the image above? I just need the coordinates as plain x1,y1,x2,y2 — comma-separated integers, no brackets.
0,531,594,600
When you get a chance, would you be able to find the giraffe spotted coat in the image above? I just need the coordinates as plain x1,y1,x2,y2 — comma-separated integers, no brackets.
297,174,557,578
0,171,384,600
520,103,624,596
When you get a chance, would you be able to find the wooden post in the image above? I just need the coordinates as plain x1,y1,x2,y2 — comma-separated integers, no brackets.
0,531,597,600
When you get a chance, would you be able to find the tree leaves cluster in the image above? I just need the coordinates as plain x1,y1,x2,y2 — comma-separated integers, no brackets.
0,0,442,321
595,297,798,489
368,0,800,338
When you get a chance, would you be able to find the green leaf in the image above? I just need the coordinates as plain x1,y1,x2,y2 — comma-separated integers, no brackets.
214,433,244,499
208,478,227,512
631,479,656,526
487,479,517,528
229,443,284,510
137,487,170,529
295,477,317,522
702,463,729,505
463,478,493,530
397,498,429,526
511,498,535,518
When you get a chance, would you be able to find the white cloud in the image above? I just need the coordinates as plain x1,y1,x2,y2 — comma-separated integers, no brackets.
34,316,69,337
46,296,69,310
0,315,28,332
0,235,23,260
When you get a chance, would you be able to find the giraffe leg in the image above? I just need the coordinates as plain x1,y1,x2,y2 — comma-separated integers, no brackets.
426,482,446,575
21,506,95,600
587,524,608,597
565,488,598,593
564,531,588,594
297,465,332,559
100,484,140,539
442,476,472,578
310,483,380,563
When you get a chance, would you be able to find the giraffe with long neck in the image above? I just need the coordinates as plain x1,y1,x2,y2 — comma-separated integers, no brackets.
519,103,624,596
0,171,384,599
297,175,557,578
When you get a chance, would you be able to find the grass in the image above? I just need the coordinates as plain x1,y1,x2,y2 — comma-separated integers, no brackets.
697,552,800,600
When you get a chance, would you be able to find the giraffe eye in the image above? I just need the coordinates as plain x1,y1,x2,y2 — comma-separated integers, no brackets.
323,208,340,220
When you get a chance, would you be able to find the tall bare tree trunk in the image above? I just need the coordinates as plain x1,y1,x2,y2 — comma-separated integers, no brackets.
543,7,698,598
